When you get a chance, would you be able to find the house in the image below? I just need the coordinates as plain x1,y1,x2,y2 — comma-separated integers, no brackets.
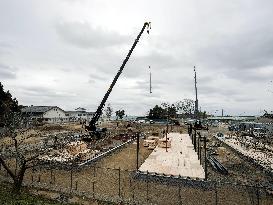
21,106,68,123
65,107,94,122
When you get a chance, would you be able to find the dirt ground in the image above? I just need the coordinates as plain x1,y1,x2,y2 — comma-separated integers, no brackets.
0,122,83,147
1,122,273,204
206,126,273,187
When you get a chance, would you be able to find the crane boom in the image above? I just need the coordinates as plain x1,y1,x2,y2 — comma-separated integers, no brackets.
86,22,151,133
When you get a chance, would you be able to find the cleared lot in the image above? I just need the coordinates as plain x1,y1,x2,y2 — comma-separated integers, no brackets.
1,123,272,204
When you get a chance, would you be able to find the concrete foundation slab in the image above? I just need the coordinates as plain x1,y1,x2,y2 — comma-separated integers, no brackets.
139,133,205,179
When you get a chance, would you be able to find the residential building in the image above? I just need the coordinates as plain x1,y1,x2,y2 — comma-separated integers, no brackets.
21,106,68,123
65,107,94,122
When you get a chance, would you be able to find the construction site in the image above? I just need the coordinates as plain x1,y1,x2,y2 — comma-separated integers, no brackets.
0,6,273,204
1,119,273,204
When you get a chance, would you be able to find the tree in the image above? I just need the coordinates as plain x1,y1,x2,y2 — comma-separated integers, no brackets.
167,104,177,118
0,82,20,126
262,110,273,119
148,105,166,119
0,112,64,194
0,83,56,194
148,103,177,119
198,111,208,119
105,104,113,120
175,99,195,118
115,109,125,120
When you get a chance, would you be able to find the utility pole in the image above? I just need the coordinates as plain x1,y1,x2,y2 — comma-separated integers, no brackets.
149,66,152,93
166,106,169,152
194,66,198,120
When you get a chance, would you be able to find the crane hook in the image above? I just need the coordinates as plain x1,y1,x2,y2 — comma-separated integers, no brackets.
145,22,151,34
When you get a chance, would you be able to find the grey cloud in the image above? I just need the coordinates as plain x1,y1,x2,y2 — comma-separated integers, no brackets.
0,63,16,79
21,86,76,98
62,0,87,3
0,42,13,49
196,27,273,72
111,95,162,113
55,21,130,49
198,83,242,99
88,72,108,84
267,81,273,93
232,95,258,103
124,51,180,78
86,50,180,81
125,79,163,96
1,0,273,115
224,67,273,83
198,76,215,85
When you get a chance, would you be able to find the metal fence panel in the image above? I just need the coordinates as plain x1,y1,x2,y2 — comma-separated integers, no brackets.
0,164,272,205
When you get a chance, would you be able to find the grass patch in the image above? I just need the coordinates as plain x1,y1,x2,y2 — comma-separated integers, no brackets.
0,183,63,205
0,182,119,205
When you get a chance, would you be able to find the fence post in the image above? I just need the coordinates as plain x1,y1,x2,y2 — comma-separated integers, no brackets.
204,137,208,180
92,181,95,199
215,182,218,205
132,177,135,201
118,167,121,198
256,186,260,205
129,177,133,200
136,133,140,171
70,168,73,191
199,140,202,165
5,161,8,177
38,167,41,183
50,167,53,184
197,134,200,160
31,166,34,184
15,158,17,175
194,129,197,151
178,175,182,205
93,165,96,177
146,170,149,202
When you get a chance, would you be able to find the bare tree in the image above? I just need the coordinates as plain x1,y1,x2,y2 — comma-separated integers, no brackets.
105,103,113,120
175,99,195,118
0,112,54,194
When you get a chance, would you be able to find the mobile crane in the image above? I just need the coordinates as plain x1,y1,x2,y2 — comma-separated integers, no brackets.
84,22,151,140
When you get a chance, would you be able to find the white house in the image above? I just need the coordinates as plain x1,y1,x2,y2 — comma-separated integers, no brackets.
21,106,68,123
65,107,94,122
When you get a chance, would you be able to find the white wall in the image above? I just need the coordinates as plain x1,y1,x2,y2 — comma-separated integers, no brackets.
43,107,68,123
67,111,94,122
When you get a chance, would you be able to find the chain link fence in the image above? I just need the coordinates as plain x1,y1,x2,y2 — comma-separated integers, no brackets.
0,163,272,205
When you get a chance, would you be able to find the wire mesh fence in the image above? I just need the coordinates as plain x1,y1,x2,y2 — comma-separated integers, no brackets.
0,164,272,205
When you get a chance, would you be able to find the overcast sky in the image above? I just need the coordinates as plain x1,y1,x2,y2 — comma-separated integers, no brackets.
0,0,273,116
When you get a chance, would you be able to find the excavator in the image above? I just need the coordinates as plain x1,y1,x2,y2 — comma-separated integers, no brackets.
83,22,151,141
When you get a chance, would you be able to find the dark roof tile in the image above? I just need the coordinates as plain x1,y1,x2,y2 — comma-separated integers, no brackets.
21,106,56,113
